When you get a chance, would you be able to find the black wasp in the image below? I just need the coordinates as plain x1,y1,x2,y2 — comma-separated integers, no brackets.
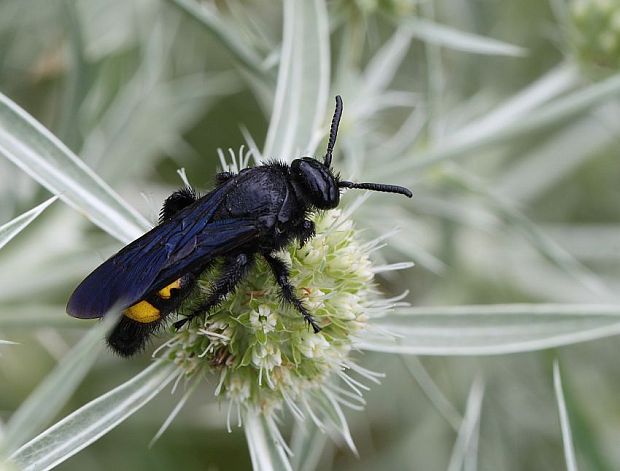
67,96,412,356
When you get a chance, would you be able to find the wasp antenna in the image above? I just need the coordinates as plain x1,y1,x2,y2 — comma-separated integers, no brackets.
323,95,343,168
338,181,413,198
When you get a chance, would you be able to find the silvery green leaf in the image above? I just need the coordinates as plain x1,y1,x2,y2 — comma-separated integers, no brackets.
494,102,620,204
82,71,240,180
405,17,527,57
244,411,293,471
310,389,357,455
0,92,150,244
0,305,80,329
443,165,607,296
360,304,620,355
540,224,620,262
9,361,178,471
379,71,620,176
263,0,330,161
360,26,413,100
78,0,158,59
447,376,484,471
450,62,580,144
554,361,578,471
149,377,199,447
2,311,120,454
290,421,329,471
168,0,266,77
400,356,461,430
0,197,57,252
80,12,240,181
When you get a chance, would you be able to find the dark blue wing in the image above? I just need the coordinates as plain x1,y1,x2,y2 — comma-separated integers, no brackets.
67,183,259,319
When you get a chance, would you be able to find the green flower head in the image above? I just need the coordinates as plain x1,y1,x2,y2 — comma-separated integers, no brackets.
570,0,620,73
162,208,383,420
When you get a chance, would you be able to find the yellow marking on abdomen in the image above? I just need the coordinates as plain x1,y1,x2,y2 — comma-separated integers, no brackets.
157,279,182,299
124,300,160,323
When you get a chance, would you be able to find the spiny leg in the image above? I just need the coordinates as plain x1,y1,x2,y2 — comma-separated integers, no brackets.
297,220,315,248
174,253,254,330
263,253,321,333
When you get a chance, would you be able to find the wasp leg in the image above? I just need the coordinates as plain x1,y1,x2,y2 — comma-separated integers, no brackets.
296,220,315,248
174,253,254,330
263,253,321,333
159,187,198,223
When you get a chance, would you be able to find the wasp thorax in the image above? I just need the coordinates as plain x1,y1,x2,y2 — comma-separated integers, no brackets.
291,157,340,210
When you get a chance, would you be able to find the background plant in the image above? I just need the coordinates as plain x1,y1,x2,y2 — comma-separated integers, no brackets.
1,0,620,470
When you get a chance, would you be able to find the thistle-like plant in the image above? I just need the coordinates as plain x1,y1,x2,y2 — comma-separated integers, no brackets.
2,1,620,470
163,189,404,447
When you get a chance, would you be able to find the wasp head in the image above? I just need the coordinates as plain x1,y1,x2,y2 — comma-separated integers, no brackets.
290,95,344,210
291,157,340,209
291,96,412,211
